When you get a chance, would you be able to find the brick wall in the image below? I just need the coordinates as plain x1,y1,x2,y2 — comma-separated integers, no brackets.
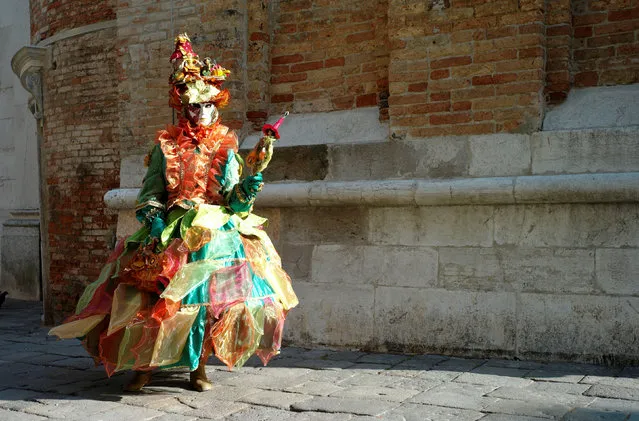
388,0,546,138
118,1,250,157
30,0,116,43
43,29,120,321
572,0,639,87
269,0,390,119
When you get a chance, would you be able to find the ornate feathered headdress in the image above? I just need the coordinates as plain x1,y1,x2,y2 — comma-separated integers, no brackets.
168,33,231,111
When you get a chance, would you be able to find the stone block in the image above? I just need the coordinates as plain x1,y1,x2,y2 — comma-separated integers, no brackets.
542,85,639,131
494,204,639,248
596,249,639,296
517,294,639,361
277,243,313,280
439,247,596,294
531,128,639,174
369,206,494,247
239,145,328,182
469,134,531,177
0,218,40,300
279,207,369,244
311,245,438,288
416,135,470,179
283,281,375,347
253,207,280,242
115,210,141,238
241,108,389,148
119,153,145,188
374,287,516,353
327,141,422,181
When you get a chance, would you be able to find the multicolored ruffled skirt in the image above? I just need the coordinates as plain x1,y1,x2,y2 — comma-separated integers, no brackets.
49,205,298,376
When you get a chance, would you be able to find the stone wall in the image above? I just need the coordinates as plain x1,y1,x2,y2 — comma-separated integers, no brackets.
38,2,120,319
0,1,39,293
25,0,639,360
260,128,639,364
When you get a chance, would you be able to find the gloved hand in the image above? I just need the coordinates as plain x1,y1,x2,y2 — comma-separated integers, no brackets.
150,215,166,239
228,173,263,213
243,173,263,195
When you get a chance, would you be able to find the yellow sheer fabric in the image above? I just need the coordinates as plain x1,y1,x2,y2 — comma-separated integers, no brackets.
107,284,144,336
49,314,105,339
151,306,200,366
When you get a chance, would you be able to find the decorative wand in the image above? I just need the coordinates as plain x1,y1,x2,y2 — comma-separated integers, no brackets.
246,111,289,175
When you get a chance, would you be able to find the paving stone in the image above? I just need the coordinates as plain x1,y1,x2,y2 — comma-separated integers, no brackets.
389,377,443,392
46,357,96,370
141,414,197,421
585,384,639,401
292,396,400,416
562,407,629,420
419,369,464,382
22,396,121,419
296,412,354,421
0,388,44,410
0,352,46,362
136,396,196,413
0,408,47,420
434,358,486,371
527,381,591,395
582,375,639,388
224,405,299,421
356,354,410,365
410,382,499,410
284,381,345,396
252,366,312,378
292,359,356,370
182,400,249,419
386,402,485,421
304,369,358,384
349,363,392,374
330,385,421,402
338,373,400,387
478,415,548,421
239,390,313,410
323,351,367,362
220,373,307,391
483,359,546,370
487,385,595,407
526,368,586,383
93,403,171,420
177,385,262,405
587,397,639,413
455,367,534,388
483,398,576,419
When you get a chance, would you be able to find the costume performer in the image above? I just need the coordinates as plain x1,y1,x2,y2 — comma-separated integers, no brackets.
49,33,298,392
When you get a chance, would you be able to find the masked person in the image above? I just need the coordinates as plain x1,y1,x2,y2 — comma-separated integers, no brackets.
49,33,298,392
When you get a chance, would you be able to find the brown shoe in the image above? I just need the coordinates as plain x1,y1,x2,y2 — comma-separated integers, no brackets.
190,364,212,392
124,371,152,392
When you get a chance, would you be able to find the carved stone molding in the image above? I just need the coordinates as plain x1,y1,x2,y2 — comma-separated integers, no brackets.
11,46,47,124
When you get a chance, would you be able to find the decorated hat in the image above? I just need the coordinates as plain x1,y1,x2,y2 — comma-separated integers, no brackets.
168,33,231,110
262,111,289,139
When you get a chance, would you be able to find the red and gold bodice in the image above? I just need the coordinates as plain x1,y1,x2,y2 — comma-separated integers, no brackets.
156,120,238,210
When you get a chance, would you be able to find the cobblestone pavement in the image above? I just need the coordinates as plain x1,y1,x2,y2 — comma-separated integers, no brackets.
1,299,638,421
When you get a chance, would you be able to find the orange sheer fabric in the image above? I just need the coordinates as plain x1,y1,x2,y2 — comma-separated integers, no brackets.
157,119,238,209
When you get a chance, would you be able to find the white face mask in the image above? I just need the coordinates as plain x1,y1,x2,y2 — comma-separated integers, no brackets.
186,103,218,126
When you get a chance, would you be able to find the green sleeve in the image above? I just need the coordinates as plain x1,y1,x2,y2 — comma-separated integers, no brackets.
135,144,167,225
